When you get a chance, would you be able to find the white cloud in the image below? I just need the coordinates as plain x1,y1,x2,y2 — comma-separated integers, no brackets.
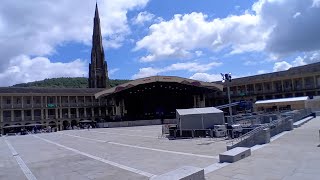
264,0,320,54
273,61,292,72
244,60,258,66
0,0,149,71
189,73,222,82
132,67,160,79
132,61,222,79
195,51,204,57
0,55,87,86
109,68,120,76
132,11,155,25
292,56,307,66
257,70,267,74
313,0,320,7
293,12,301,18
135,12,268,62
135,0,320,62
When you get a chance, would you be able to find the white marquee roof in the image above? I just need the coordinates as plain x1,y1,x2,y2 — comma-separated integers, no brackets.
255,96,309,105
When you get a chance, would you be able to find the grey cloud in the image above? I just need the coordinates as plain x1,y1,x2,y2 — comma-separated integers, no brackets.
263,0,320,54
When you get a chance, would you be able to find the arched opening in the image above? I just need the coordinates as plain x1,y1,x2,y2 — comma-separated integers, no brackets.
48,121,57,132
71,120,78,129
62,120,70,130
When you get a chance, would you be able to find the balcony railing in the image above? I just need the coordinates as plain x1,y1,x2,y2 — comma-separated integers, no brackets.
48,115,56,119
34,116,41,120
23,104,33,108
2,104,12,109
12,104,23,109
24,116,32,121
14,117,22,121
70,114,77,118
93,102,100,106
33,104,42,108
305,84,314,90
3,117,12,122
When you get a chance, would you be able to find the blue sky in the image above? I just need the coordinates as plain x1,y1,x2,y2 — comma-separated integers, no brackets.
0,0,320,86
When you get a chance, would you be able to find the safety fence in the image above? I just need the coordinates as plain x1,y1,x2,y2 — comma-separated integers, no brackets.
226,108,313,149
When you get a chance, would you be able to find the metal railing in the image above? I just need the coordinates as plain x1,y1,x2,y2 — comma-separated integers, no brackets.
227,109,312,147
215,102,240,109
226,116,290,146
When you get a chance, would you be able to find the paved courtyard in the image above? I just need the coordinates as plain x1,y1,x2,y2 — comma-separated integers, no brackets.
1,125,226,180
2,117,320,180
206,117,320,180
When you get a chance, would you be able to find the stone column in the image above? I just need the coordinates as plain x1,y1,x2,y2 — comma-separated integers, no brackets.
76,108,79,118
59,96,62,107
201,95,206,107
302,77,305,90
31,96,34,108
31,109,34,121
55,108,59,119
11,96,13,108
98,107,101,116
59,108,63,119
0,96,2,109
45,96,47,107
84,108,87,118
21,96,24,108
41,109,44,120
314,76,317,89
0,110,3,123
68,108,71,118
91,108,95,118
45,109,48,120
11,110,14,122
21,110,24,121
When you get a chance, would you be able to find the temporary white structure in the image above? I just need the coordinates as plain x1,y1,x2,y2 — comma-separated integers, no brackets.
176,107,224,130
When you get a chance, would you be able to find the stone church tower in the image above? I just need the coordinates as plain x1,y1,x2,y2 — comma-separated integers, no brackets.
88,3,110,88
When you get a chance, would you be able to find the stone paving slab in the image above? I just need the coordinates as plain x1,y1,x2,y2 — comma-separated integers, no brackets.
1,125,227,180
0,137,27,180
38,132,218,175
206,117,320,180
7,135,148,180
63,128,226,156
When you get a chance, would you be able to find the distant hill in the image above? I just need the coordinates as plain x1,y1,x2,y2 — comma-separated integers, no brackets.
12,77,130,88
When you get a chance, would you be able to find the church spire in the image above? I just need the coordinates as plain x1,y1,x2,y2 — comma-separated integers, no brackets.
88,2,110,88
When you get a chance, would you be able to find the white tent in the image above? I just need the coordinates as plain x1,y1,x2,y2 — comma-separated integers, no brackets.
176,107,224,130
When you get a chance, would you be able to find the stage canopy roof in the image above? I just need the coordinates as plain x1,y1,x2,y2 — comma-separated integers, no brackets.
95,76,223,98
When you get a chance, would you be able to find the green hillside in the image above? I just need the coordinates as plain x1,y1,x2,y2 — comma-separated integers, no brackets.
12,77,130,88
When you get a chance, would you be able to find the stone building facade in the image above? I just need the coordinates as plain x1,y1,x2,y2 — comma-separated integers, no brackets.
0,88,109,134
213,62,320,106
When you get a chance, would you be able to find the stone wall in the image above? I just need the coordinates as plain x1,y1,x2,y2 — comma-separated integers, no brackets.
97,119,177,128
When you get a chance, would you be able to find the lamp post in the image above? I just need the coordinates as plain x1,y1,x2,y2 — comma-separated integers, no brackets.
221,73,233,125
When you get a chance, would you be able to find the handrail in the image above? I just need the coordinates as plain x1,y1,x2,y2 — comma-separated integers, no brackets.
226,116,290,146
215,102,240,109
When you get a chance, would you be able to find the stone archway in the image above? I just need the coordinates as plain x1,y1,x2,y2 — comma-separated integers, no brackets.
71,120,78,129
62,120,70,130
